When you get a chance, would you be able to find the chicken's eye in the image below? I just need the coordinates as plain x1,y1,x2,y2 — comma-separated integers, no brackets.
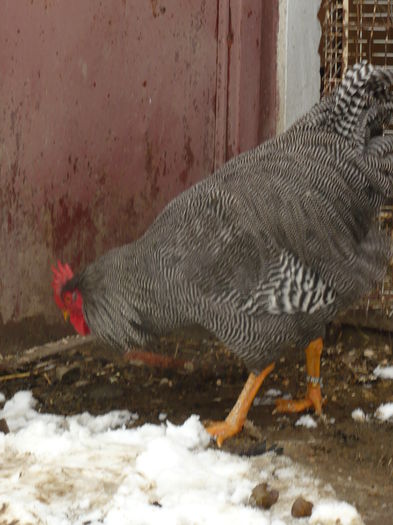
63,293,72,306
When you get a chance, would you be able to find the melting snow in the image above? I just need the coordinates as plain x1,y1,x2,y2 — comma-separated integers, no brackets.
373,365,393,380
310,501,364,525
375,402,393,422
295,415,317,428
0,391,364,525
254,389,284,406
351,408,369,422
265,388,282,397
351,403,393,423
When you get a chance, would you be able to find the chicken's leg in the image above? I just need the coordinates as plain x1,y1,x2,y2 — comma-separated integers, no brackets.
275,337,324,414
205,362,275,447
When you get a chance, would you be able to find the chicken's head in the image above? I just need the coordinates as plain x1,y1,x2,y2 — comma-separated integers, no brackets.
51,261,90,335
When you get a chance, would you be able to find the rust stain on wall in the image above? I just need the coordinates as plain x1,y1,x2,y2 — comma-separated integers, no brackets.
0,0,270,329
0,0,219,326
50,197,98,263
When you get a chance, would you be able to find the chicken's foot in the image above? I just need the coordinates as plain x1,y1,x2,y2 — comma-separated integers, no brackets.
205,362,275,447
275,337,325,414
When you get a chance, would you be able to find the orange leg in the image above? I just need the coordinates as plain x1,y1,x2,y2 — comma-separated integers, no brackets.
275,337,324,414
205,362,275,447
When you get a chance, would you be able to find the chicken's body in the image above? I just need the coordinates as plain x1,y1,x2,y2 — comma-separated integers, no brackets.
55,63,393,443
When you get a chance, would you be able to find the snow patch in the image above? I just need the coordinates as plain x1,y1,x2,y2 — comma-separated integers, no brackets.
295,415,317,428
254,388,283,406
310,500,363,525
351,408,369,422
265,388,282,397
373,365,393,380
375,402,393,422
0,391,364,524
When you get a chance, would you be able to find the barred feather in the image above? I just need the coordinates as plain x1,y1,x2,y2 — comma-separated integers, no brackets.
63,63,393,372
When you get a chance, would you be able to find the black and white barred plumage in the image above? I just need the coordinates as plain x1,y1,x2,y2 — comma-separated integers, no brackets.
64,62,393,372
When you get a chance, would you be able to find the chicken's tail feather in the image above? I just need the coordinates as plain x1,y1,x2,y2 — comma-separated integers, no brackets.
330,61,393,145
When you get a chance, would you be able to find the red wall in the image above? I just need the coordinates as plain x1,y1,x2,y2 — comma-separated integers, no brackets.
0,0,277,328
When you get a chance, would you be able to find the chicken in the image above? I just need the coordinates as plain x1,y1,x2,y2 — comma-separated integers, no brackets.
52,62,393,446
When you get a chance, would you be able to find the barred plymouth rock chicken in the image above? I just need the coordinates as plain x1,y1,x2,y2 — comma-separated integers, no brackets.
52,62,393,446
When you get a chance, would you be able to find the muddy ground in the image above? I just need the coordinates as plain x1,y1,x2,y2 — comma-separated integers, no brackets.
1,324,392,525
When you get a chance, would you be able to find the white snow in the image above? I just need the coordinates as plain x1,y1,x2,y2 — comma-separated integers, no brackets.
0,391,364,525
158,412,168,422
375,402,393,422
310,501,363,525
254,389,284,406
351,408,369,423
265,388,282,397
295,415,317,428
373,365,393,380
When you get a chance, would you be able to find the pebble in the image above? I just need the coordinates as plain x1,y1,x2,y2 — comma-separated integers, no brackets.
159,378,173,387
291,496,313,518
0,418,9,434
249,482,279,509
184,361,194,373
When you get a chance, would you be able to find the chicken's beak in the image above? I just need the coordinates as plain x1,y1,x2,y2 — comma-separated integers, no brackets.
62,309,70,322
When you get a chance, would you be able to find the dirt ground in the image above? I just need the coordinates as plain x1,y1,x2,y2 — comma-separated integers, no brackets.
0,324,392,525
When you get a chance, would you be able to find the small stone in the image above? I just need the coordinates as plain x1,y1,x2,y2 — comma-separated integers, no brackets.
0,418,9,434
250,483,279,509
216,378,222,386
184,361,194,373
291,496,313,518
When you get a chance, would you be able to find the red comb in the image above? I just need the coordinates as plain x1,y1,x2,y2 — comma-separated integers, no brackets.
51,261,74,309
